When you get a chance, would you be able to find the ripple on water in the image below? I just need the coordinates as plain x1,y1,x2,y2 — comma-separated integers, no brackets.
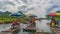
0,24,12,32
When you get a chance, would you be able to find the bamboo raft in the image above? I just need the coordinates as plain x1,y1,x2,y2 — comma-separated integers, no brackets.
24,27,36,30
24,25,36,30
35,32,50,34
53,29,60,34
23,25,36,32
0,22,4,24
23,27,36,32
2,27,20,32
50,27,60,34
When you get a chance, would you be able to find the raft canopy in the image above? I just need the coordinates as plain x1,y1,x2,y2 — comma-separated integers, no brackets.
56,13,60,16
48,13,56,16
46,12,60,16
46,11,60,20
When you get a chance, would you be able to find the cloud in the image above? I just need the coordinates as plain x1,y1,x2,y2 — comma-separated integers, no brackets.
4,1,15,5
25,0,60,18
21,0,27,4
0,2,4,9
0,0,60,18
0,0,3,2
0,0,26,13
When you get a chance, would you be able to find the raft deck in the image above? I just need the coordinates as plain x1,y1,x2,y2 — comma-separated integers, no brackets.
23,25,36,32
35,32,50,34
23,27,36,32
50,27,60,34
2,27,20,32
53,29,60,34
24,27,36,30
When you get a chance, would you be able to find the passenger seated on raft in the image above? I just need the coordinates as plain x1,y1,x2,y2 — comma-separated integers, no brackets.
11,20,18,29
11,18,21,29
28,17,36,28
50,18,57,28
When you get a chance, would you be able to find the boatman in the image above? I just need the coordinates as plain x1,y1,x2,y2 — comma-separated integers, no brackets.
11,20,17,29
50,18,56,28
29,17,36,27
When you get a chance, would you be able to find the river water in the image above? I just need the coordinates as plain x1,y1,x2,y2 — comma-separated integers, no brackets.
0,23,35,34
0,20,55,34
35,20,52,32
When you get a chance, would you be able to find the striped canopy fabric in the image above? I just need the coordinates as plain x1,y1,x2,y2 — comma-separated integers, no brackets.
48,13,56,16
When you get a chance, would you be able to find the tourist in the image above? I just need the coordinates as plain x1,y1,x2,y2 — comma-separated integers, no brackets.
11,20,17,29
50,18,56,28
29,17,36,27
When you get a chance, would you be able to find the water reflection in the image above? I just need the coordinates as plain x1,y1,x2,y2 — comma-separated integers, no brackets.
35,20,52,32
35,20,56,34
0,24,11,32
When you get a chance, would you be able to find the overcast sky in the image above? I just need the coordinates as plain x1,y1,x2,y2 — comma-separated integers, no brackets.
0,0,60,18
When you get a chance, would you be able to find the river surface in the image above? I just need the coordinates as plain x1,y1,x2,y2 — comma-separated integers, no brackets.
0,20,56,34
0,23,35,34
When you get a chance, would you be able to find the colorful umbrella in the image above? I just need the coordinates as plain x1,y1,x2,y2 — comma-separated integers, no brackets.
11,13,21,16
48,13,56,16
56,13,60,16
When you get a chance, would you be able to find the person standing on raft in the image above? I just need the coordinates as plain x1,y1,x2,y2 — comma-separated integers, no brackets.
29,17,36,27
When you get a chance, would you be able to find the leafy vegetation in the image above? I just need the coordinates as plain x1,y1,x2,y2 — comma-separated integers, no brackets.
0,11,26,23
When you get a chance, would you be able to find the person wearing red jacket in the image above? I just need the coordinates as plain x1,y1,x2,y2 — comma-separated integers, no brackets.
11,20,17,29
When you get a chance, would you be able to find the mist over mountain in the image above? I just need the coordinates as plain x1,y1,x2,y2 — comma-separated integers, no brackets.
0,0,60,18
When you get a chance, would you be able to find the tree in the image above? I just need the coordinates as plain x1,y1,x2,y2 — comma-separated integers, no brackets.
0,11,12,17
56,11,60,13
